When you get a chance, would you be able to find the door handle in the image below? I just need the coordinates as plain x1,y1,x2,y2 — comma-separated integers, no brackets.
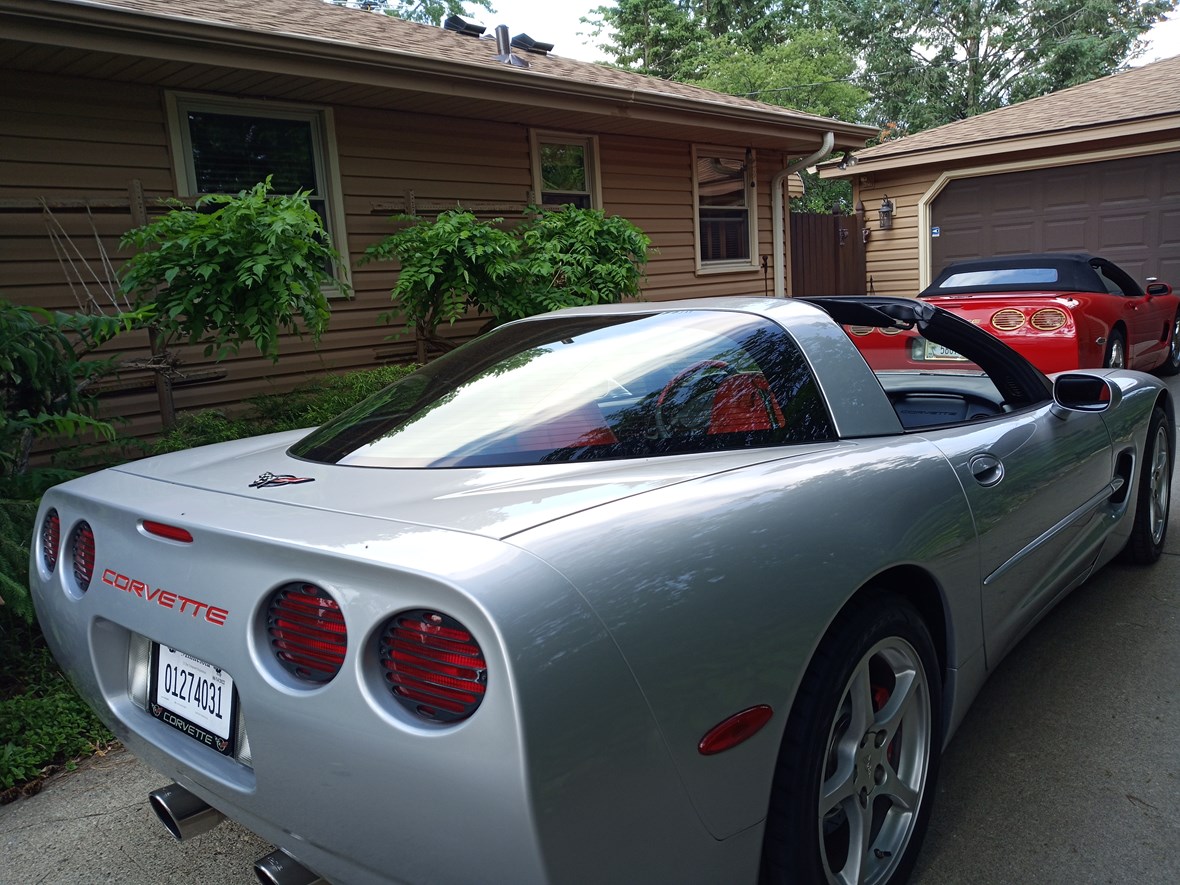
969,453,1004,487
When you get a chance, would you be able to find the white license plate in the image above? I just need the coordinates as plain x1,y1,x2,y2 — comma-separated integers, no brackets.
151,645,236,755
923,340,967,361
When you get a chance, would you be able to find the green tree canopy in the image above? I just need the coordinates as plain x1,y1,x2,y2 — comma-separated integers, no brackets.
325,0,491,25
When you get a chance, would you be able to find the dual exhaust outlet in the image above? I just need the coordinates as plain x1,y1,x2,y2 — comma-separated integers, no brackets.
148,783,325,885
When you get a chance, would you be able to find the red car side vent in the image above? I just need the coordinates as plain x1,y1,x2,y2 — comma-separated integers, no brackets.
379,610,487,724
266,583,347,684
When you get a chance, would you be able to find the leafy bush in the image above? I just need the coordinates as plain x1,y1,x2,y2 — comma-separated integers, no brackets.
0,300,145,477
362,206,650,343
153,364,416,453
119,178,350,362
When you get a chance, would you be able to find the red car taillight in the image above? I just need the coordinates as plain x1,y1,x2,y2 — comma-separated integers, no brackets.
266,583,347,684
70,521,95,592
41,509,61,573
380,610,487,724
991,308,1026,331
1031,307,1068,331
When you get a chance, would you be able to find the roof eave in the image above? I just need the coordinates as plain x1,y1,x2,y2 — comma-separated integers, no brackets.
4,0,876,150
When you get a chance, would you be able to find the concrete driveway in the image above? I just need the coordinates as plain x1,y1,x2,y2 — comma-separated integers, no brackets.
3,378,1179,885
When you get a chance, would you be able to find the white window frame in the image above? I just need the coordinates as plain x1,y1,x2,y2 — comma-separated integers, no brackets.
530,131,603,210
164,92,350,289
693,145,758,273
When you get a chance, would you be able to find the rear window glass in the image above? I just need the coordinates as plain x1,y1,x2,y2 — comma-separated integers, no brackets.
291,310,834,468
936,268,1059,288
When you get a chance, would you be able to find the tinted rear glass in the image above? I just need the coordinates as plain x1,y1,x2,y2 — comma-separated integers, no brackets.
291,310,833,468
936,268,1059,288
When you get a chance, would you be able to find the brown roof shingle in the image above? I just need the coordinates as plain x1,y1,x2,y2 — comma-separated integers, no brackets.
852,53,1180,165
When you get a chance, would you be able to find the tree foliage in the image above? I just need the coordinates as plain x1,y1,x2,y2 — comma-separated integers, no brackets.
832,0,1175,132
362,207,650,345
590,0,1176,134
119,179,348,362
325,0,491,25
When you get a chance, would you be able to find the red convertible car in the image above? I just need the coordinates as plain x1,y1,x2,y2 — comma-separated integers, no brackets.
849,254,1180,375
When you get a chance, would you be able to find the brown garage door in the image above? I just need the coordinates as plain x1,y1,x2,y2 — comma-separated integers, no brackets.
930,151,1180,287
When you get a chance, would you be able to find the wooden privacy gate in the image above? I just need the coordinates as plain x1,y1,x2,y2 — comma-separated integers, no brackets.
790,212,866,296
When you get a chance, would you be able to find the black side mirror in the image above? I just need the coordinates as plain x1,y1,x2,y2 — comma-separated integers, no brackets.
1146,282,1171,297
1052,373,1120,416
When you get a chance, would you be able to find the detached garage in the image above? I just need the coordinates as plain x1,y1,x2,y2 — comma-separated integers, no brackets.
827,54,1180,296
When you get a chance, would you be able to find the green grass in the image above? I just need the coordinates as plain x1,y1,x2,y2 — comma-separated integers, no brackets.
0,363,417,800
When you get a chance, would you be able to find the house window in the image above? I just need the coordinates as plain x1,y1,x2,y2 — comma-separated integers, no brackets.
531,132,600,209
694,147,757,270
166,94,348,285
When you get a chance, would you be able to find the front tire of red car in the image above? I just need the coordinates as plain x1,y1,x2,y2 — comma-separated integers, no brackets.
1156,315,1180,376
761,593,941,885
1103,330,1127,369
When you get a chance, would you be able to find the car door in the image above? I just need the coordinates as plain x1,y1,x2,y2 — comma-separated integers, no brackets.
922,404,1114,664
1093,259,1169,367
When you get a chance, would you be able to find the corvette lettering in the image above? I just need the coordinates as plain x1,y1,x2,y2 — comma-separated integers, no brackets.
101,569,228,626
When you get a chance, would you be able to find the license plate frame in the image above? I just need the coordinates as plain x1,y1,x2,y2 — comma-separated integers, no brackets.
149,644,237,757
922,339,968,361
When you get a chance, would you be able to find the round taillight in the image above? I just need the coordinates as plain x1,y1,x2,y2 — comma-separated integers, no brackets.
41,509,61,573
1030,308,1068,331
991,308,1026,331
70,521,95,591
879,326,902,336
846,325,872,336
379,610,487,724
266,583,347,684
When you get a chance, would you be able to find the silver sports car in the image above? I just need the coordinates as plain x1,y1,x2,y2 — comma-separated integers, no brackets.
30,295,1173,885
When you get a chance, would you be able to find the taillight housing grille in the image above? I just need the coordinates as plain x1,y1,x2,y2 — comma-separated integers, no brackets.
41,509,61,573
991,308,1026,331
266,583,347,684
1031,307,1068,331
379,610,487,724
70,521,95,591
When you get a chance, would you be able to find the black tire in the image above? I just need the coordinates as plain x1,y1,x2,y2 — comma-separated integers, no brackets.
1156,315,1180,376
1103,329,1127,369
761,594,942,885
1121,406,1172,564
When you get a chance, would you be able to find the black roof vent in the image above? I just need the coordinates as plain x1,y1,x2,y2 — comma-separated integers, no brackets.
444,15,486,37
493,24,529,68
511,33,554,55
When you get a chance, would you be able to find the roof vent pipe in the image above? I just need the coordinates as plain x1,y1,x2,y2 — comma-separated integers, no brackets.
494,25,530,68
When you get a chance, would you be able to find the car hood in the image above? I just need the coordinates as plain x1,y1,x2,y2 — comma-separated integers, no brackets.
112,430,824,539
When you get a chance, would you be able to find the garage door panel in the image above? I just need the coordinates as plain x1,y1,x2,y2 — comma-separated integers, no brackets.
931,151,1180,281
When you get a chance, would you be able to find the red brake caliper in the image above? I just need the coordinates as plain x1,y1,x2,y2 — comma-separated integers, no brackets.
872,684,900,766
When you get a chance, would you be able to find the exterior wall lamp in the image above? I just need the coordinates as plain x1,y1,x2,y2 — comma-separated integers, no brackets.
878,196,895,230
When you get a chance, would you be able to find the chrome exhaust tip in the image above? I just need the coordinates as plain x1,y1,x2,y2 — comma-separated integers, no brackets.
254,848,326,885
148,782,225,841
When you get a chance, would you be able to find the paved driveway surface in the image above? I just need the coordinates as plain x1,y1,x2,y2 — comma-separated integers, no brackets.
3,377,1179,885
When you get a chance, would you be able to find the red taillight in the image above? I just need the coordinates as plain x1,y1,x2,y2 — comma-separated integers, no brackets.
991,308,1026,331
266,583,347,684
1030,307,1068,331
380,610,487,724
70,521,95,592
41,509,61,572
142,520,194,543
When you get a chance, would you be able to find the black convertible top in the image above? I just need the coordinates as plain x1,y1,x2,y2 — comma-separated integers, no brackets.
919,253,1143,298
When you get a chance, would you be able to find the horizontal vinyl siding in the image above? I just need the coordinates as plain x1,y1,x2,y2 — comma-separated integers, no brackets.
856,172,932,297
4,69,792,449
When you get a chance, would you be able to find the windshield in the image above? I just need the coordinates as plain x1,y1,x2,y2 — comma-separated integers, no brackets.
291,310,834,468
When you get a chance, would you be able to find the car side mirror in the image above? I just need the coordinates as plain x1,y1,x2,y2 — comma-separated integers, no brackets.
1146,282,1171,297
1052,373,1121,416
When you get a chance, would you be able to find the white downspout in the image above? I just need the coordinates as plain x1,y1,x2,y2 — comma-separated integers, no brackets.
773,131,834,297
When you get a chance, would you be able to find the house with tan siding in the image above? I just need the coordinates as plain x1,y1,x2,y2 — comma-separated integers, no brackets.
0,0,874,440
825,55,1180,298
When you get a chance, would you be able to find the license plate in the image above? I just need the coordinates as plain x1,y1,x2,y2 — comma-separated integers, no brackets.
923,340,967,361
150,645,237,756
